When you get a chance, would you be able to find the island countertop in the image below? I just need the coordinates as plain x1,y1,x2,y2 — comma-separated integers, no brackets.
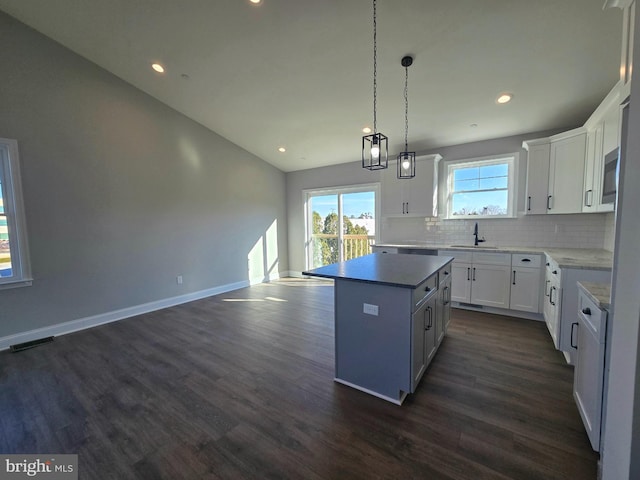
303,253,453,289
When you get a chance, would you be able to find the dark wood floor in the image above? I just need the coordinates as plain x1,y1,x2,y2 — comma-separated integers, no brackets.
0,278,598,479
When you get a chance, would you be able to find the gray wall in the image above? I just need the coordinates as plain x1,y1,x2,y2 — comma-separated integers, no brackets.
0,12,288,339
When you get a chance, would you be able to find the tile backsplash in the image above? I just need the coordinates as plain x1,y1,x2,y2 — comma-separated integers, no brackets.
380,213,613,250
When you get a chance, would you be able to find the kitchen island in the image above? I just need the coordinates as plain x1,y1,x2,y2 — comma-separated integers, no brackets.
303,253,453,404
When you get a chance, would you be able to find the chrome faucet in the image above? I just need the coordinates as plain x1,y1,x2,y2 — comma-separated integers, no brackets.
473,222,486,246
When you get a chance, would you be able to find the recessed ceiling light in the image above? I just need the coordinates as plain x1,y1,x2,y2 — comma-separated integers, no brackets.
496,93,513,104
362,127,372,134
151,63,165,73
249,0,262,5
278,147,286,153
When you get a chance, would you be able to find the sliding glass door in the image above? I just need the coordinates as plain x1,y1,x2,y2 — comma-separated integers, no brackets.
306,184,379,269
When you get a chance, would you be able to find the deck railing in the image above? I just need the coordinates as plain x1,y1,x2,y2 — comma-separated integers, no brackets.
310,234,375,266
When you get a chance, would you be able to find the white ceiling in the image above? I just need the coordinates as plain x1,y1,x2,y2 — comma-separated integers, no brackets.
0,0,623,172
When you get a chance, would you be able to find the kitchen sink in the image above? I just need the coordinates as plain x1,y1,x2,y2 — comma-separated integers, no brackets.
448,245,498,249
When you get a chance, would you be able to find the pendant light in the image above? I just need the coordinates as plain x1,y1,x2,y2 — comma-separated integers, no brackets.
362,0,388,171
397,55,416,179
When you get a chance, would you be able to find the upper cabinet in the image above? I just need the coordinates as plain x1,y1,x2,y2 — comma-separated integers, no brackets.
523,128,586,215
381,154,442,217
523,139,551,214
548,130,587,214
583,82,623,213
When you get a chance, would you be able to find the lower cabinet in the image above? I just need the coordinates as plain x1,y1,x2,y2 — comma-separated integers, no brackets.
441,251,512,309
436,265,451,343
573,287,608,452
510,254,543,313
411,265,451,393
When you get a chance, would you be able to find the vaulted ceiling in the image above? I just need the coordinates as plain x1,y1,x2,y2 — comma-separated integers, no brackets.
0,0,622,172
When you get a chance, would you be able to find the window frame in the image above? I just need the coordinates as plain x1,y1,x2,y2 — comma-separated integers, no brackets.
444,154,518,220
0,138,32,290
303,183,380,270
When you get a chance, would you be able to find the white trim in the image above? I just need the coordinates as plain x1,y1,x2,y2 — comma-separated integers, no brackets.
444,153,518,219
0,279,254,351
334,378,407,405
0,138,32,288
303,182,380,270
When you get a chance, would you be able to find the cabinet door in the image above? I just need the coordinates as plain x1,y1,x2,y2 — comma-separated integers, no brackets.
411,300,428,392
510,266,542,313
436,276,451,345
583,124,603,213
548,133,586,214
602,97,621,156
450,262,472,303
574,313,606,452
470,264,511,308
435,286,446,345
381,164,406,216
424,297,437,366
405,156,437,217
381,156,439,217
525,142,551,214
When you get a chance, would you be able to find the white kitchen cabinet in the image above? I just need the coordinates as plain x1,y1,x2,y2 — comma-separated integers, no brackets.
450,261,472,303
440,251,511,309
573,287,608,452
523,140,551,214
381,154,442,217
582,124,604,213
523,128,586,215
541,254,611,364
583,82,622,214
510,254,543,313
543,257,562,349
547,130,587,214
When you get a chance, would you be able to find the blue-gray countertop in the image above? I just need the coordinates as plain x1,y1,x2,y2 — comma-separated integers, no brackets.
303,253,453,289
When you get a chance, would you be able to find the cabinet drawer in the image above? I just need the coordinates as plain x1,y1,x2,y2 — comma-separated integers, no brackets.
439,250,472,262
578,290,605,342
438,264,452,286
413,275,437,308
472,252,511,265
373,246,398,254
512,253,542,268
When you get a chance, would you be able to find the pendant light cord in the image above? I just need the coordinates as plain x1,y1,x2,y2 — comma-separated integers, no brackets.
404,65,409,151
373,0,378,134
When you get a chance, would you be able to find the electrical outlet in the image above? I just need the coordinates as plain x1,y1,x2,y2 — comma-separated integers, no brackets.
363,303,379,316
176,275,183,285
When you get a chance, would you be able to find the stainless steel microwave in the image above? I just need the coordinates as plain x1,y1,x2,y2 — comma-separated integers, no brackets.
602,148,618,204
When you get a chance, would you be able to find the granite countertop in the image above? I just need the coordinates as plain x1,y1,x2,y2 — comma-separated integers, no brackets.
373,243,613,271
578,281,612,309
303,253,453,289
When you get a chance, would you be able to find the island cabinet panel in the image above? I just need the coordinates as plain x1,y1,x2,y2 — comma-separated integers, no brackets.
334,279,414,401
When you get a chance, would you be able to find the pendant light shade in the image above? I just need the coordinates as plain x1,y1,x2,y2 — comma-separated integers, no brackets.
398,55,416,179
362,132,389,170
362,0,388,171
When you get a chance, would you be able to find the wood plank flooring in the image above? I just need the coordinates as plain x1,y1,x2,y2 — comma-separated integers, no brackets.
0,278,598,479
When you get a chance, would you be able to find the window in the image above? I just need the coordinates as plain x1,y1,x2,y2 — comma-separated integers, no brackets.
445,154,517,219
0,138,32,289
305,184,379,269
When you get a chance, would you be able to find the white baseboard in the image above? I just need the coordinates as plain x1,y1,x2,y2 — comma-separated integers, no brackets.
0,278,257,351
